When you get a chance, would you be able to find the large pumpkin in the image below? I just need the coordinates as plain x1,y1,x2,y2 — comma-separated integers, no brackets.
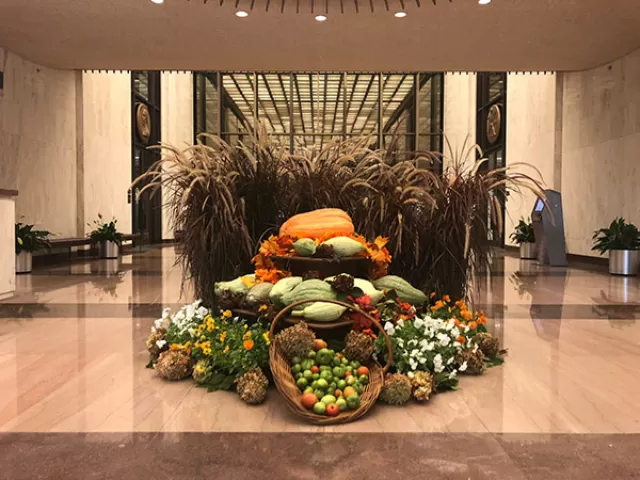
280,208,354,239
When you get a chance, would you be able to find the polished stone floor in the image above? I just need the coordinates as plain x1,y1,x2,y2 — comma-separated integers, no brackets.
1,246,640,478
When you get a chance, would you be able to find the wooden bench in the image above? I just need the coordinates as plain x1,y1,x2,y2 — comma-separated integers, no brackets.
34,233,143,266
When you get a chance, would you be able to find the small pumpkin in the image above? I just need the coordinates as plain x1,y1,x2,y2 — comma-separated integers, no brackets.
280,208,355,239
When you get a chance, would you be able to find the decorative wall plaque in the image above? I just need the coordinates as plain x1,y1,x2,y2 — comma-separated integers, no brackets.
136,103,151,144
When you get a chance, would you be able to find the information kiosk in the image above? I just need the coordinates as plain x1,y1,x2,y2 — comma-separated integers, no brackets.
531,189,567,267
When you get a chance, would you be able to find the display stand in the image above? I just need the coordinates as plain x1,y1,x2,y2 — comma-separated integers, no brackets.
531,189,567,267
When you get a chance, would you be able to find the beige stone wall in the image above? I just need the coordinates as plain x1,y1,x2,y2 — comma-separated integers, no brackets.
160,71,193,240
443,73,477,168
1,52,78,237
0,197,16,298
81,72,132,234
504,73,559,246
561,49,640,256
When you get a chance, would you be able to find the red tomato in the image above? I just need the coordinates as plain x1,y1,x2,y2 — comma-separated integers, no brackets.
336,353,343,360
345,371,352,377
335,389,342,397
311,366,320,374
357,366,370,376
326,403,340,417
301,393,318,410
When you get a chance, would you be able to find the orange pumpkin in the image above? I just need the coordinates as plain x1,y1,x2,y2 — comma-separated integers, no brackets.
280,208,354,239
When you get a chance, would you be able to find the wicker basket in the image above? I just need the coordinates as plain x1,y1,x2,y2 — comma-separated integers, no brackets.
270,255,371,279
269,299,393,425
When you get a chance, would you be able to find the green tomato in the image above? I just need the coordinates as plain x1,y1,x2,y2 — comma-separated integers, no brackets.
313,389,326,400
333,357,342,367
345,366,353,373
351,361,361,370
316,349,333,366
346,394,360,409
301,359,315,370
311,380,319,390
332,366,345,378
303,386,314,394
358,374,369,385
353,383,364,394
321,395,337,405
337,380,347,390
291,356,302,365
308,351,317,359
328,349,335,357
328,382,337,392
316,378,329,390
336,398,348,412
313,402,326,415
320,370,333,381
296,377,308,389
291,364,302,374
320,366,332,372
346,375,356,386
295,372,303,380
341,357,349,366
312,373,320,380
303,370,314,380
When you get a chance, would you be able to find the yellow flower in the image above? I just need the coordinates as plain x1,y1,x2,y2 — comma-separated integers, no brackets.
207,325,214,333
169,343,182,351
223,345,229,353
263,332,270,345
200,335,206,342
243,331,252,340
243,339,255,351
222,310,232,319
197,324,205,333
219,332,227,342
258,304,268,312
195,363,205,374
203,347,212,356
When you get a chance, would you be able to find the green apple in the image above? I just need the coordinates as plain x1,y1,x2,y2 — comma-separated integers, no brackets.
313,402,326,415
316,378,329,390
336,398,348,412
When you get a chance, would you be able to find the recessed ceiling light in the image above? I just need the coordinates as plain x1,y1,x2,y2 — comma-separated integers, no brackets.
394,11,407,18
478,0,491,4
236,10,249,17
151,0,164,4
315,15,327,22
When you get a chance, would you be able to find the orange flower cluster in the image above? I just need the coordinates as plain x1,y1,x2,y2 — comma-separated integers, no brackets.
252,231,392,280
431,295,488,331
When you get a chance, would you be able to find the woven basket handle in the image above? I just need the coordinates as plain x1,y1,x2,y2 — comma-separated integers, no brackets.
270,298,394,374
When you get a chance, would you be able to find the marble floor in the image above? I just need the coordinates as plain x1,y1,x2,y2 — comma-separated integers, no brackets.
1,246,640,479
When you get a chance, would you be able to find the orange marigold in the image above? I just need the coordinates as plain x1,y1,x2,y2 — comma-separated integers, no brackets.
243,339,255,351
468,321,478,330
443,295,451,303
457,335,466,344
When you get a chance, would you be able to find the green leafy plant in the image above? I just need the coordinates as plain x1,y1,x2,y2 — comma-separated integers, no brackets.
15,223,51,255
88,214,124,245
592,217,640,254
510,217,535,244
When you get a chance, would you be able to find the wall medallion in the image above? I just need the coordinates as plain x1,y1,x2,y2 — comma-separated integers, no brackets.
136,103,151,144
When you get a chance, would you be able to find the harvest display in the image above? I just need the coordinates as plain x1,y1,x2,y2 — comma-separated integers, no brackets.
147,207,505,425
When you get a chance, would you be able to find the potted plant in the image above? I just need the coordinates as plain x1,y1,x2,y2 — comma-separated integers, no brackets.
592,217,640,275
89,214,124,259
15,223,52,274
510,218,536,260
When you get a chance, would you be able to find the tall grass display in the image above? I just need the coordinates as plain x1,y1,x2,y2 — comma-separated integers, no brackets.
134,129,544,304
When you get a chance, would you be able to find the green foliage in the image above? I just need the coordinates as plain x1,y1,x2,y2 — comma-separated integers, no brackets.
510,217,535,244
15,223,51,255
592,217,640,254
88,213,124,245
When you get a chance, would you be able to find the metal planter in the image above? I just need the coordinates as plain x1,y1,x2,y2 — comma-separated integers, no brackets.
519,242,537,260
15,251,33,274
609,250,639,276
98,240,120,259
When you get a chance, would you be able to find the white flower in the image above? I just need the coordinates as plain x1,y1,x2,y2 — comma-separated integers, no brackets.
161,307,171,319
397,338,405,347
414,318,425,329
384,322,396,335
154,317,164,330
451,327,460,338
407,371,415,379
459,361,468,372
448,371,457,380
397,319,405,328
447,356,454,365
434,353,444,372
196,306,209,318
408,339,418,347
464,325,470,333
185,304,195,320
410,358,418,370
437,333,451,347
175,310,186,321
155,339,167,349
151,326,157,333
410,349,420,358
